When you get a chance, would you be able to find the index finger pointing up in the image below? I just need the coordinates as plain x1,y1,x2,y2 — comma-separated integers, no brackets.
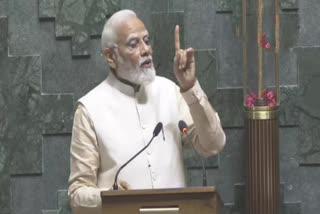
175,25,180,53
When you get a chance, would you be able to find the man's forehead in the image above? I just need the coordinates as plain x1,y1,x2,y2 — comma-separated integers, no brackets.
117,17,148,40
126,30,149,41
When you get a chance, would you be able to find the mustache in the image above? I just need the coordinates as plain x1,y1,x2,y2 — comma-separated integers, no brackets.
139,56,153,67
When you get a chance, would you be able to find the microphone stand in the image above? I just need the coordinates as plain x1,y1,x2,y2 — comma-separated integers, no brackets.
113,122,163,190
179,120,207,186
184,133,207,186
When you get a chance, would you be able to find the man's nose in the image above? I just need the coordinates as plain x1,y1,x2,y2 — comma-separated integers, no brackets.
140,41,150,56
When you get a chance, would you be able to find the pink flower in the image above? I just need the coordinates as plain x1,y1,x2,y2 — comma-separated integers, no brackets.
265,43,271,49
268,99,276,107
262,89,268,97
261,33,272,50
249,92,258,99
246,89,277,107
262,90,277,106
246,93,258,107
266,91,275,100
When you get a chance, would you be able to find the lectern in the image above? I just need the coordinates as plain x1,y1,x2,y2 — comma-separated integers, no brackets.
101,186,223,214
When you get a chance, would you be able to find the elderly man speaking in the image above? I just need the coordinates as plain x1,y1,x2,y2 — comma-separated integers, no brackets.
68,9,226,213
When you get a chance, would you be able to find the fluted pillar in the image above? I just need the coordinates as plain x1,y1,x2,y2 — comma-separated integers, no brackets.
245,106,280,214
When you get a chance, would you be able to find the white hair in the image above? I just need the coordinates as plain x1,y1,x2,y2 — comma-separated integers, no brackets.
101,10,137,50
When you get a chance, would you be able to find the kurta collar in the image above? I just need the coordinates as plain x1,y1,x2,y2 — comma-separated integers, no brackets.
106,71,142,96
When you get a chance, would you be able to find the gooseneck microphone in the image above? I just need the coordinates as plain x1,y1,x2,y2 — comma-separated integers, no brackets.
178,120,207,186
113,122,163,190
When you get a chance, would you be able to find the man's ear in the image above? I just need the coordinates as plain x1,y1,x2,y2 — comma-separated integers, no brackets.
104,48,117,70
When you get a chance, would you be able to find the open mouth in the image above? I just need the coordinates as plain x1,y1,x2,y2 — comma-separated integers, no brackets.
141,59,152,68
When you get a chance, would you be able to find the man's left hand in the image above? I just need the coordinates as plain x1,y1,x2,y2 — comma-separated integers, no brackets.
174,25,196,92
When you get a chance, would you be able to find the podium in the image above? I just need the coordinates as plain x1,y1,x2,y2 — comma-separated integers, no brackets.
101,186,223,214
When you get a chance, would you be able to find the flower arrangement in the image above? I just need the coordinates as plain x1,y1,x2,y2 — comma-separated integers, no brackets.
246,89,276,107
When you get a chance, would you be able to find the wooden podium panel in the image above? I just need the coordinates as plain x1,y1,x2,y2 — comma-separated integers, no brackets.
101,186,223,214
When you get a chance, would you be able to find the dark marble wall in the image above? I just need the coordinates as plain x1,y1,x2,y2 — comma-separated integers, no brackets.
0,0,319,214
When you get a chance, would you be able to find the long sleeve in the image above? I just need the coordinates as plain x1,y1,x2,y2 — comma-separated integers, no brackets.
178,80,226,158
68,104,108,213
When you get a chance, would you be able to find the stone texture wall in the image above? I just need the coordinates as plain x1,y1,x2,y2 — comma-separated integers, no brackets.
0,0,319,214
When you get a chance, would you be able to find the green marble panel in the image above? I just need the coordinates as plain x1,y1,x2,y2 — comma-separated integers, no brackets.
183,147,219,169
120,0,135,9
185,0,216,49
39,0,121,56
220,184,245,214
11,175,44,214
284,203,301,214
232,184,246,212
0,15,74,213
210,88,244,128
7,56,43,175
0,172,9,213
57,190,72,214
8,0,41,56
280,0,299,10
43,135,71,209
216,14,242,88
195,49,218,98
122,0,153,30
216,0,231,12
0,16,6,53
298,0,320,46
152,0,172,13
297,48,320,119
0,0,8,17
151,12,184,82
41,95,73,134
298,109,320,165
281,13,299,49
152,0,185,13
216,0,242,34
297,47,320,165
297,168,320,214
0,16,9,214
172,0,185,12
3,54,73,175
39,0,56,19
39,22,107,99
221,204,233,214
280,86,299,126
43,210,58,214
152,0,184,13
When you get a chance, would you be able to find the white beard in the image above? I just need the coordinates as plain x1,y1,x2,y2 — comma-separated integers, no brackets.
115,51,156,85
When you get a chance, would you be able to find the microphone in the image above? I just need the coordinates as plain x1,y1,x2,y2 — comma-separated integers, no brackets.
178,120,207,186
153,122,163,137
113,122,163,190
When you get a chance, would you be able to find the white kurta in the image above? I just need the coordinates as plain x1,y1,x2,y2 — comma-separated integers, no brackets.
68,72,226,214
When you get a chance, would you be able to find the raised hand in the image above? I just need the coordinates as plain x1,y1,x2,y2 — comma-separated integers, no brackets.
174,25,196,92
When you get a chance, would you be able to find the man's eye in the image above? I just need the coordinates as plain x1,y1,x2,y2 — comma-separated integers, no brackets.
129,42,138,48
128,39,139,48
144,37,150,45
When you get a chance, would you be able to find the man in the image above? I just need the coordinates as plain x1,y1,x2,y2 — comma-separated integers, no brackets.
68,9,225,213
